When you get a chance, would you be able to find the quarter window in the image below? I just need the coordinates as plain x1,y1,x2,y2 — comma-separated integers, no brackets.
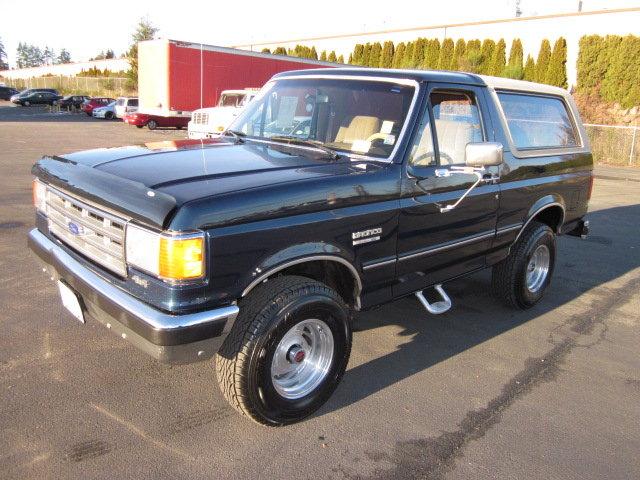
497,93,578,149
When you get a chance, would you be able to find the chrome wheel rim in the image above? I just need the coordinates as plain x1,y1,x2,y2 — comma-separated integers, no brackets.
526,244,550,293
270,318,334,400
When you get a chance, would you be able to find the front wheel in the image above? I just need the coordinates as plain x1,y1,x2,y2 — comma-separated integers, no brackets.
105,111,113,119
147,120,158,130
216,275,352,426
492,221,556,309
23,101,30,106
136,125,143,129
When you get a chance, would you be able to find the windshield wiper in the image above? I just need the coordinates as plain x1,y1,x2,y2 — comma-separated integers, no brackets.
221,129,246,144
269,136,340,160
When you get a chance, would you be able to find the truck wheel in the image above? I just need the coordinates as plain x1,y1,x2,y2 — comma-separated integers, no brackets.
147,120,158,130
216,275,351,426
492,221,556,309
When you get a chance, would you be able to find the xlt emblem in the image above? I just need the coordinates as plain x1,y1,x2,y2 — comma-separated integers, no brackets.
352,227,382,246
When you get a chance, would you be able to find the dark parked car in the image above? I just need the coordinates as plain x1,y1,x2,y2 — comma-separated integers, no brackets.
10,88,59,103
59,95,90,109
13,90,62,106
81,97,115,116
0,86,20,100
29,69,592,426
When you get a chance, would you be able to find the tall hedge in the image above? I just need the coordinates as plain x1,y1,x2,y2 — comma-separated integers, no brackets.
479,39,496,75
392,42,406,68
523,55,536,81
380,41,394,68
424,39,440,69
602,35,640,108
438,38,454,70
535,39,551,83
451,39,466,70
545,37,567,88
490,39,506,76
369,42,382,67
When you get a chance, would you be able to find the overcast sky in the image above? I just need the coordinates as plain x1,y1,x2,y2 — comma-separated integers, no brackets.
1,0,638,66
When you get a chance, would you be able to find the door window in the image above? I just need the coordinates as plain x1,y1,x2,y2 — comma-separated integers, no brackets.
409,90,484,167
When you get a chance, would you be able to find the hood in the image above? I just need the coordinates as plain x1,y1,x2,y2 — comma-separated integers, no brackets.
33,138,368,229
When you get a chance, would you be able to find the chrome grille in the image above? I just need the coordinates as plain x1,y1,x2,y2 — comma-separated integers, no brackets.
192,112,209,125
45,186,127,277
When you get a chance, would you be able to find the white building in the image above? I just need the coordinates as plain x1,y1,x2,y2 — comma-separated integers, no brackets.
233,7,640,88
0,58,129,80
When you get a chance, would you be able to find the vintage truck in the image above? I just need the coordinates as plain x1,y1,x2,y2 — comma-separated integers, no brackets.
28,68,592,426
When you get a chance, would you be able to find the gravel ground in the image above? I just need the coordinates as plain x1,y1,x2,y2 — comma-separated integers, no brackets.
1,101,639,480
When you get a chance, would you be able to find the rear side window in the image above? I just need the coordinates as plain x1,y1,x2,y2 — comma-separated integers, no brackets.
128,99,138,107
498,93,578,150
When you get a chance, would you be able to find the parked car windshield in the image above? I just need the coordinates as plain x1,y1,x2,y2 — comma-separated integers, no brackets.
229,77,416,159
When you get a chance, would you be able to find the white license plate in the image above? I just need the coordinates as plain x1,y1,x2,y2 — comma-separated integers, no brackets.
57,281,85,324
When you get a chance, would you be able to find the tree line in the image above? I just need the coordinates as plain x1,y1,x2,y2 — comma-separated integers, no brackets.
15,43,72,68
577,34,640,109
263,37,568,89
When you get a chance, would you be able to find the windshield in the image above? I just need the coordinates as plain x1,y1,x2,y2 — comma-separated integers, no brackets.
228,77,416,159
219,94,245,107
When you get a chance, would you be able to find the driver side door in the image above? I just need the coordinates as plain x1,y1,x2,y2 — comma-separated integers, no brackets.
394,83,500,297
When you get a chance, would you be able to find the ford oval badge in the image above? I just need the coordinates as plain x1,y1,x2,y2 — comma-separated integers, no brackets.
68,221,83,236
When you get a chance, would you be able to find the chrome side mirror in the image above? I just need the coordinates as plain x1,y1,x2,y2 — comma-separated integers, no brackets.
465,142,503,168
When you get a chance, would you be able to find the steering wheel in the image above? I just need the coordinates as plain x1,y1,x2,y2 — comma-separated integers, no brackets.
412,150,455,165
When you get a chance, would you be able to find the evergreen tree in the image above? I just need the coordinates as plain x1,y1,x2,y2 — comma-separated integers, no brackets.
380,41,394,68
412,38,426,68
602,35,640,107
523,55,536,81
479,39,496,74
320,50,327,61
273,47,287,55
351,44,364,65
43,46,55,65
328,51,337,63
393,42,406,68
127,17,158,88
56,48,71,64
545,37,567,88
310,46,318,60
369,42,382,67
361,43,372,67
489,39,506,76
437,38,454,70
508,39,523,69
451,39,466,70
423,39,440,69
337,54,344,63
535,39,551,83
105,49,115,59
403,41,415,68
0,37,8,70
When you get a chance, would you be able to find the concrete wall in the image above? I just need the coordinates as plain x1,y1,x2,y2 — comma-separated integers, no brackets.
0,58,130,79
233,8,640,89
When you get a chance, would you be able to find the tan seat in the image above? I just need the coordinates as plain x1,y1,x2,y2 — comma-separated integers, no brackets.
334,116,381,144
434,119,482,164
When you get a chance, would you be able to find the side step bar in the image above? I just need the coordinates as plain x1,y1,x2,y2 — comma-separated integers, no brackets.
415,284,452,315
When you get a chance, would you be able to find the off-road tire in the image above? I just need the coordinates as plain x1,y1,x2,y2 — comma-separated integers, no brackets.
492,221,556,309
215,275,351,426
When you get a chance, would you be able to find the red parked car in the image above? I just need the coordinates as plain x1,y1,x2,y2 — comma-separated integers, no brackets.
123,112,190,130
81,97,115,116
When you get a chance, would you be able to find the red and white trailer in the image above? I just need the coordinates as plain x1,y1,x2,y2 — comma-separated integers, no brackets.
137,39,336,118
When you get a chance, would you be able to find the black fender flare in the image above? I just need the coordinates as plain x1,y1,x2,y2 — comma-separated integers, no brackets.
513,195,566,246
240,242,362,309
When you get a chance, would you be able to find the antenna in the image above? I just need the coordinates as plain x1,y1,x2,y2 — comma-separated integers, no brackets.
515,0,522,17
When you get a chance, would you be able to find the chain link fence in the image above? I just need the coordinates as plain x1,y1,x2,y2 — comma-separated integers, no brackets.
584,124,639,166
3,76,133,97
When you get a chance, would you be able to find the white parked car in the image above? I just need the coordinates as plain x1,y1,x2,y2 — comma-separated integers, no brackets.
92,101,117,119
188,89,257,139
114,97,138,119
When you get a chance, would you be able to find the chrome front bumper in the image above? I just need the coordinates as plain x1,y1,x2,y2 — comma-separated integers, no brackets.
28,228,239,364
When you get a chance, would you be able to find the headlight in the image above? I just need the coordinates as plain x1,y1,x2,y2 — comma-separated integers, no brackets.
125,224,205,281
32,179,47,214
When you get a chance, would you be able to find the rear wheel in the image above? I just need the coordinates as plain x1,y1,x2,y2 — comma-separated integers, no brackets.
492,221,556,309
105,111,113,119
216,275,351,426
23,101,30,106
147,120,158,130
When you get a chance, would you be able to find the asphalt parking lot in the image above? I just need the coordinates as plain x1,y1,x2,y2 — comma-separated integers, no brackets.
1,100,639,480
